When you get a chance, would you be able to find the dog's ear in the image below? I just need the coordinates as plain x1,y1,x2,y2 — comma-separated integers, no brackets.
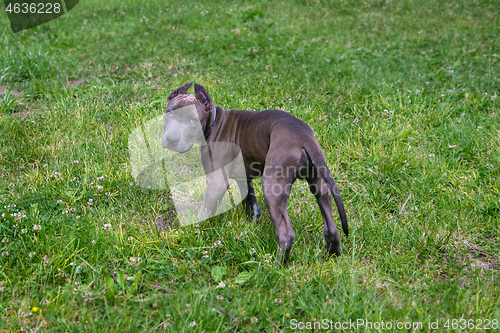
168,82,193,100
194,83,212,110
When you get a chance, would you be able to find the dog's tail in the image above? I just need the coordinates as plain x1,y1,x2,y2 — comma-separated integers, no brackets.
305,143,348,237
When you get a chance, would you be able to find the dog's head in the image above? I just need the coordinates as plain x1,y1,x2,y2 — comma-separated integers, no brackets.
162,82,215,153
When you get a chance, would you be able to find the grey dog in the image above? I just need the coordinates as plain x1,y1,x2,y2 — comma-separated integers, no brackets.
162,82,348,263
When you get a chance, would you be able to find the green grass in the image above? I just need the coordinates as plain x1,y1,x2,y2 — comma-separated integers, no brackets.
0,0,499,331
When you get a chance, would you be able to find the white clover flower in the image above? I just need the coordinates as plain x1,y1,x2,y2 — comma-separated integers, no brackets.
251,317,258,324
57,200,64,204
213,240,222,247
21,229,27,234
103,223,111,231
217,281,226,289
84,292,93,302
129,257,141,265
217,295,224,300
249,248,256,255
189,321,196,327
33,225,41,231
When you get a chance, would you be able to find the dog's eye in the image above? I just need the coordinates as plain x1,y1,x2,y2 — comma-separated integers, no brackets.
190,119,197,123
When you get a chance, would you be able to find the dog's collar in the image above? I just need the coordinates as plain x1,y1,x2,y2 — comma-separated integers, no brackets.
212,106,217,127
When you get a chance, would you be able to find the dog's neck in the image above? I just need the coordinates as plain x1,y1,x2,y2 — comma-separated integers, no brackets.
212,106,217,127
203,106,218,139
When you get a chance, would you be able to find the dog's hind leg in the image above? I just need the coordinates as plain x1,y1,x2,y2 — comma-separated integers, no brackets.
238,180,261,222
306,168,341,257
262,174,296,264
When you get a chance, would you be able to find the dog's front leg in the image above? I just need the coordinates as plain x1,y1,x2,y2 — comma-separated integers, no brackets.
238,179,261,222
199,170,230,220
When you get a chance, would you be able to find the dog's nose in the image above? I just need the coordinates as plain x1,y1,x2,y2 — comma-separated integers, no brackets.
166,133,180,144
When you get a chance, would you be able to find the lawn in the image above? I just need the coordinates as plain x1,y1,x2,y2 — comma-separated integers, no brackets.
0,0,499,331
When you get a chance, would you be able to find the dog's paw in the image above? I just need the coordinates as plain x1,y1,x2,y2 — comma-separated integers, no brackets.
245,202,261,223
